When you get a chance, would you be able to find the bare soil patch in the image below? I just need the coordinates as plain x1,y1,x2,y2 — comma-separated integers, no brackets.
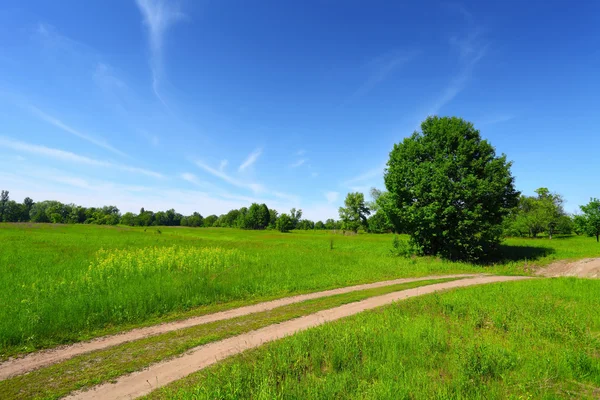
536,258,600,278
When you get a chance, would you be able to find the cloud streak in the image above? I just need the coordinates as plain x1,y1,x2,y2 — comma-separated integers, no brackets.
238,148,262,171
28,105,127,157
290,159,306,168
345,50,417,105
0,137,162,178
135,0,185,107
343,166,384,186
325,191,339,204
195,160,264,193
426,11,488,117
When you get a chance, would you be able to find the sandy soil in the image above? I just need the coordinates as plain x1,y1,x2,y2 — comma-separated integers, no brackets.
0,274,480,380
64,275,530,400
536,258,600,278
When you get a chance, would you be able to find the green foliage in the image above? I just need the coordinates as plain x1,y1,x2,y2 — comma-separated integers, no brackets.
579,198,600,242
276,213,294,232
0,190,8,221
203,214,218,227
384,116,519,261
367,210,393,233
268,208,278,229
290,208,302,229
505,188,569,238
338,192,370,233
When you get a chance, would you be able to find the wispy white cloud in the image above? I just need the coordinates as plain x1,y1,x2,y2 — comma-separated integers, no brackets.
478,114,516,126
0,137,162,178
325,191,339,204
219,159,228,171
290,159,306,168
425,11,487,117
139,129,160,147
343,166,384,186
345,50,418,105
135,0,185,107
195,160,264,193
27,104,127,157
238,148,262,172
194,159,299,204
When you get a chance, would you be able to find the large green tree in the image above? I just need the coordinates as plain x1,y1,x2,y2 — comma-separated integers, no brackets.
384,116,519,261
339,192,370,233
579,198,600,242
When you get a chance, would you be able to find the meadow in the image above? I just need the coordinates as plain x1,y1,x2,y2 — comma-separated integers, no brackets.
146,278,600,399
1,223,598,358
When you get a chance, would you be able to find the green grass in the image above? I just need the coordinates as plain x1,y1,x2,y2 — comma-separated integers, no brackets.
146,278,600,400
0,278,456,400
1,223,598,357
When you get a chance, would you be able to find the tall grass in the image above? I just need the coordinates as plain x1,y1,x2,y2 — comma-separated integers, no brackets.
148,278,600,399
1,223,598,356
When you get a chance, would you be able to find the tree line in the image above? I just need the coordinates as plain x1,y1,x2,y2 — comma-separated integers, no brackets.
0,190,345,232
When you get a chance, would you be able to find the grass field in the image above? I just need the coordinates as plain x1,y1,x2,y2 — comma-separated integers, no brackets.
0,278,457,400
1,223,598,357
147,278,600,400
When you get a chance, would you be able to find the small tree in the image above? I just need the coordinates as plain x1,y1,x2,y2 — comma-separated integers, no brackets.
580,198,600,242
384,116,519,261
277,213,293,232
289,208,302,229
0,190,9,221
338,192,370,233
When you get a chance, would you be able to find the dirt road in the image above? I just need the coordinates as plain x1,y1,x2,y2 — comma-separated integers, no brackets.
0,274,479,380
64,275,530,400
536,258,600,278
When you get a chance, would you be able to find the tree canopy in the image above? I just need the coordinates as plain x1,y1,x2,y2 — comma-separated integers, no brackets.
384,116,519,261
579,198,600,242
339,192,370,233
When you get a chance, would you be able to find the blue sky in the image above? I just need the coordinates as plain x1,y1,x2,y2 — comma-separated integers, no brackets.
1,0,598,220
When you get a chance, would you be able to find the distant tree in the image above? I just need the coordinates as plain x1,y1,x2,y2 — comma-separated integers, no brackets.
579,198,600,242
573,214,587,236
2,200,23,222
367,211,393,233
508,188,566,238
297,219,315,230
315,221,325,230
384,116,519,261
68,206,87,224
22,197,34,222
121,212,137,226
236,207,249,228
245,203,263,229
277,213,294,232
0,190,9,221
290,208,302,229
137,208,154,226
324,219,336,230
268,209,278,229
366,188,396,233
204,214,218,227
258,204,270,229
556,215,573,235
187,212,203,227
339,192,370,233
30,201,51,223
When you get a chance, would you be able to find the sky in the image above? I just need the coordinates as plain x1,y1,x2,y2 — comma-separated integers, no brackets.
0,0,599,220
